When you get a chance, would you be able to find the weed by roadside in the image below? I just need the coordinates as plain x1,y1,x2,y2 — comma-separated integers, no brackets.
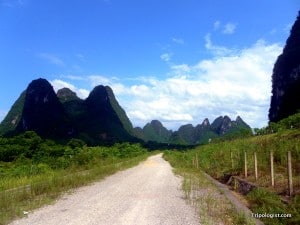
163,151,256,225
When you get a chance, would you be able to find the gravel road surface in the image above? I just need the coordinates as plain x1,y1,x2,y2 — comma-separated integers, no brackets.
10,154,200,225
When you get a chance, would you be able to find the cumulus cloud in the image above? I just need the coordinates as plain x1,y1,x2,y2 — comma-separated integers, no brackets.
51,40,282,130
51,79,89,99
88,75,127,95
61,75,86,81
122,40,282,129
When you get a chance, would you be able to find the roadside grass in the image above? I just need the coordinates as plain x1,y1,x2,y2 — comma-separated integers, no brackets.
163,151,256,225
166,129,300,225
247,188,300,225
0,144,151,225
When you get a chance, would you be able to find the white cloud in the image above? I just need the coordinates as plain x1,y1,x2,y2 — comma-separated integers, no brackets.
170,64,191,76
160,53,172,62
88,75,112,86
212,21,237,35
51,79,76,91
88,75,127,95
61,75,86,81
38,53,65,67
121,40,282,129
172,38,184,45
204,33,233,56
51,40,282,130
77,89,90,98
50,79,89,99
223,23,237,34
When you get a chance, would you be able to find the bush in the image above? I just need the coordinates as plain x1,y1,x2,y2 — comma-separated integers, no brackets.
67,139,86,149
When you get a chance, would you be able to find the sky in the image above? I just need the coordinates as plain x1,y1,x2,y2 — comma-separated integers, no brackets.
0,0,299,130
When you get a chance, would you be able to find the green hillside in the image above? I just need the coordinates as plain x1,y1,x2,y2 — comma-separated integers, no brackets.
0,91,26,135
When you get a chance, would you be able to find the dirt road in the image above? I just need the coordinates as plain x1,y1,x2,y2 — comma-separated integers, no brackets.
10,154,200,225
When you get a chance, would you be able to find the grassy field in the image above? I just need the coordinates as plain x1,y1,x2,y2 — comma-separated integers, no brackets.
0,138,151,225
164,129,300,225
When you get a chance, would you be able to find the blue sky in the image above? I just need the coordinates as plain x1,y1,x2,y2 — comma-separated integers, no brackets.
0,0,299,130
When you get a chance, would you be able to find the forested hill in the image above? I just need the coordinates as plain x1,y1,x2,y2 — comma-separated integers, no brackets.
134,116,252,145
0,78,138,145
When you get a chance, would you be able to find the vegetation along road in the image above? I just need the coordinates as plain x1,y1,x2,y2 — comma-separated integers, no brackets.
10,154,200,225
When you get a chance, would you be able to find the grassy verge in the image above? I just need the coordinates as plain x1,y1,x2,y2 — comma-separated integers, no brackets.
0,143,151,225
163,151,257,225
246,187,300,225
171,129,300,225
197,131,300,225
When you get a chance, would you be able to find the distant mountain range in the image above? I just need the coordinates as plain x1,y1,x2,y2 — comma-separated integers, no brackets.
0,78,252,145
134,116,251,145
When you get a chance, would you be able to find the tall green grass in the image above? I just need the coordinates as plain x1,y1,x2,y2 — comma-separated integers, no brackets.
0,142,150,225
194,130,300,192
165,129,300,225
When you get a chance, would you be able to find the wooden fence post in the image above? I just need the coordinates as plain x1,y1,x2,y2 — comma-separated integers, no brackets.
230,151,234,169
270,150,274,187
244,151,247,178
287,151,293,196
254,152,258,181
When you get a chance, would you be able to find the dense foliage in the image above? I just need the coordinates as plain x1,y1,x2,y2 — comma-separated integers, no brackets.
0,131,149,224
141,120,172,143
0,91,26,135
0,131,147,178
255,112,300,135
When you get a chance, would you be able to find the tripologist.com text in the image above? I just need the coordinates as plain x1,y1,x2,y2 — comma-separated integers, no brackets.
252,213,292,219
